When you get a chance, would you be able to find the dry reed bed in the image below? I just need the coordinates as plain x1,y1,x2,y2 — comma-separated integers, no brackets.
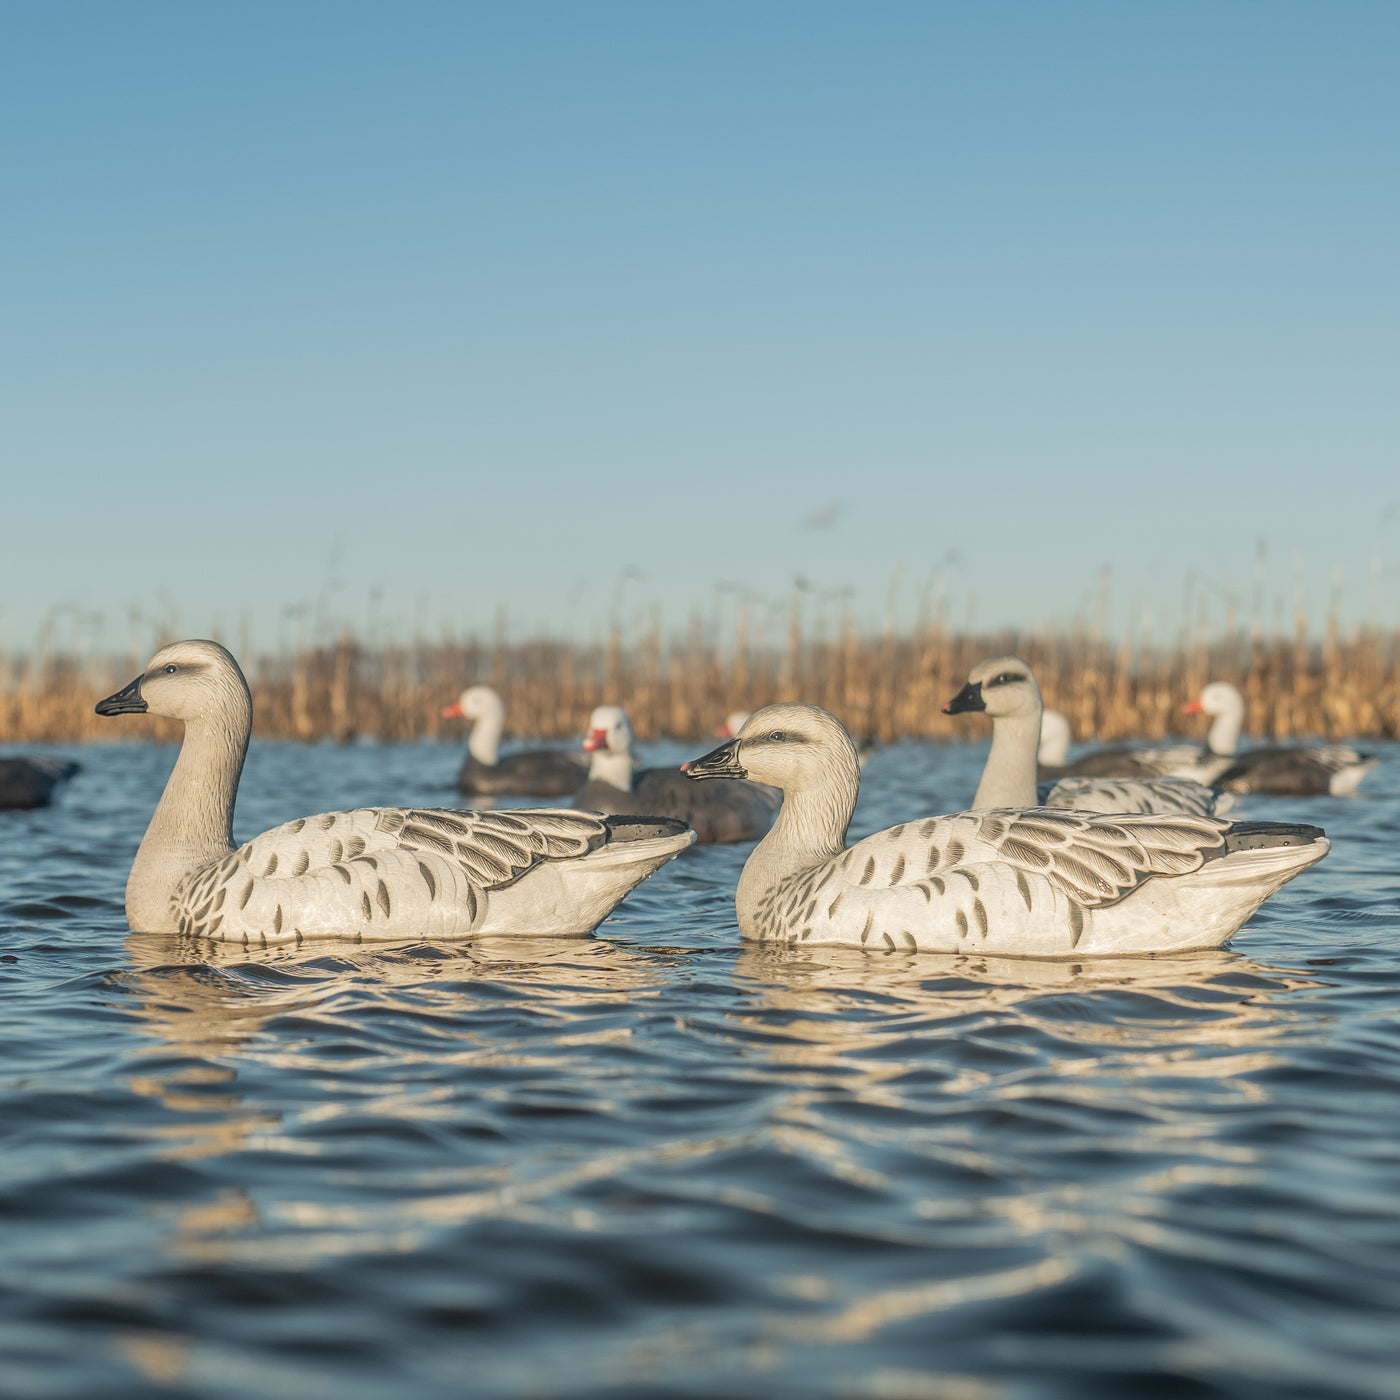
3,624,1399,747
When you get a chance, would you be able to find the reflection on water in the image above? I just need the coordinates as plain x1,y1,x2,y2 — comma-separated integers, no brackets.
1,739,1399,1398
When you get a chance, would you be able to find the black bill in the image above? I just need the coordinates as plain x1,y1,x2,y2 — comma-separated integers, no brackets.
942,681,985,715
96,675,148,716
682,739,746,781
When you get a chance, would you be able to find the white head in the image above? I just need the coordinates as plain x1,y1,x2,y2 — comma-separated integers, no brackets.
97,639,251,727
687,703,857,793
583,705,633,756
442,685,505,724
1038,709,1072,766
1185,682,1243,718
942,655,1043,724
582,704,634,790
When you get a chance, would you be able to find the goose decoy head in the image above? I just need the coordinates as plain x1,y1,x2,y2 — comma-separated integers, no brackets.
442,684,501,722
583,705,632,754
943,656,1041,720
685,702,856,790
96,639,248,723
1183,681,1241,717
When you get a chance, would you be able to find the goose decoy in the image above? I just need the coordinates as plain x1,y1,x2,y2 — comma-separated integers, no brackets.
443,685,588,797
575,705,778,844
0,756,80,810
944,657,1233,817
97,642,693,943
1183,682,1379,796
683,703,1328,956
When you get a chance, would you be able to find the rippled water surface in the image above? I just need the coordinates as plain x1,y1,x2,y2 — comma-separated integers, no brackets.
3,737,1400,1399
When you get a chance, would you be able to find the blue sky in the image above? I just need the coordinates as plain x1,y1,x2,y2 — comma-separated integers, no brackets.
3,2,1397,656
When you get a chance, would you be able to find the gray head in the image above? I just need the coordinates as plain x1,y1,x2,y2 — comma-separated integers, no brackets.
96,639,251,725
684,702,858,793
942,655,1043,723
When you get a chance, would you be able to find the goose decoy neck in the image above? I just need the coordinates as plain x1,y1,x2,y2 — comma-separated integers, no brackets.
96,639,253,930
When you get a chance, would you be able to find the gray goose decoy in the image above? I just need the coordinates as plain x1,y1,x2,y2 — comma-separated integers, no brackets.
97,642,692,943
575,705,778,844
944,657,1233,817
684,703,1328,956
443,686,588,797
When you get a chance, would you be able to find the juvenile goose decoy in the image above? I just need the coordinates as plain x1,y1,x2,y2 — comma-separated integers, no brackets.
575,705,778,844
97,642,693,943
1183,682,1379,796
443,685,588,797
944,657,1233,817
684,703,1328,956
0,756,80,810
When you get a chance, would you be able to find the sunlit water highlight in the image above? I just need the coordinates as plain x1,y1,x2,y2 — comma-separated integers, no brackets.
2,738,1399,1399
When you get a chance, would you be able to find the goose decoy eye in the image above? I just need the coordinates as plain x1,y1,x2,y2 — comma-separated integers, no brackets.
164,665,178,674
990,673,1020,687
768,730,787,742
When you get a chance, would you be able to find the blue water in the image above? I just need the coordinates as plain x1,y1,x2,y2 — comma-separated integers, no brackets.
2,738,1399,1399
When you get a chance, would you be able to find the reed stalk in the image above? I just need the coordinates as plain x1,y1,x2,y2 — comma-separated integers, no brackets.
3,618,1398,745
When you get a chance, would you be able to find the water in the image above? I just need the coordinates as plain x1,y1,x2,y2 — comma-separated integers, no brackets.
2,737,1399,1399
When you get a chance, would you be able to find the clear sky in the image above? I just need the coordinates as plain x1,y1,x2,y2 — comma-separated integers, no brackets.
3,2,1397,656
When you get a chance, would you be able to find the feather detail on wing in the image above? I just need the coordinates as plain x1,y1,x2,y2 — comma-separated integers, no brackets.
172,806,611,942
1041,776,1224,817
748,807,1233,951
839,807,1229,908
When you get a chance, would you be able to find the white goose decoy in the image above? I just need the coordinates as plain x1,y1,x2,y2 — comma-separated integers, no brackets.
96,642,693,944
683,703,1328,956
1183,682,1379,796
575,705,779,844
443,685,588,797
944,657,1233,817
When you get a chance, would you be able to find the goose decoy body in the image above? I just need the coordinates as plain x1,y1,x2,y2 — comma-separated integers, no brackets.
0,756,80,810
1183,682,1379,796
97,642,693,943
575,705,779,844
944,657,1233,817
444,685,588,797
684,703,1328,956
